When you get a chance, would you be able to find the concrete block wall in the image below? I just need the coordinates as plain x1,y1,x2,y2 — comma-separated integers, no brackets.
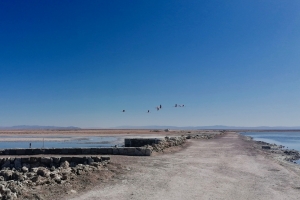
124,138,163,147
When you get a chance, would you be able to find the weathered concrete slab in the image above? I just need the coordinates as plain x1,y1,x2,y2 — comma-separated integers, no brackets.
125,138,163,147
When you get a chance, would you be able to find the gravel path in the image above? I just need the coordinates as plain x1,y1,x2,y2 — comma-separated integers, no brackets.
70,132,300,200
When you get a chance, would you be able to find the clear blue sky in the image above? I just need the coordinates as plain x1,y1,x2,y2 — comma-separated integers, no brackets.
1,1,300,128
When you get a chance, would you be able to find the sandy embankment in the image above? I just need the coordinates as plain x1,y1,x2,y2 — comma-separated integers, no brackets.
70,132,300,200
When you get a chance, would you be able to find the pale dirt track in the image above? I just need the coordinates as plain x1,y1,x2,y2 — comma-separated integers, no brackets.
70,132,300,200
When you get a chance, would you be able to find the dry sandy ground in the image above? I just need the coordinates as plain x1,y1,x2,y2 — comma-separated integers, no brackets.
69,132,300,200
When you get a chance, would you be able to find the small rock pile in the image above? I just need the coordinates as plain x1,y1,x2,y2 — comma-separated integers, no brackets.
186,134,215,140
185,131,226,140
147,136,186,152
0,156,110,199
283,150,300,162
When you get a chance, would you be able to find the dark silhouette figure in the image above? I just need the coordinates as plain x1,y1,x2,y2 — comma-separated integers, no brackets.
147,110,150,113
29,143,31,148
122,110,125,112
159,104,162,109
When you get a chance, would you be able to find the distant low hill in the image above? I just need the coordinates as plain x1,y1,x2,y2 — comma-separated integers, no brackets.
113,125,300,130
0,125,81,130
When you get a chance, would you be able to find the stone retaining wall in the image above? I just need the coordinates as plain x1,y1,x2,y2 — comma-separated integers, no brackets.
0,156,110,170
0,147,152,156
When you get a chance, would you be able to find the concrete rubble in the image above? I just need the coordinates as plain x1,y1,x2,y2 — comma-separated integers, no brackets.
144,136,186,152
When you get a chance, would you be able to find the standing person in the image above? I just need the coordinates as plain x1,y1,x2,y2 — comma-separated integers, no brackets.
29,143,31,148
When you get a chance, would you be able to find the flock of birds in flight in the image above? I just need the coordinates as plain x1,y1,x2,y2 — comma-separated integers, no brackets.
121,104,185,113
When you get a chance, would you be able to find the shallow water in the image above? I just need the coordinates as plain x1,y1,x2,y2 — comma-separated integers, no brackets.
241,131,300,164
0,136,121,149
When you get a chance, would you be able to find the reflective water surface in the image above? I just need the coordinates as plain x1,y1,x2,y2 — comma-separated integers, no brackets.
0,135,121,149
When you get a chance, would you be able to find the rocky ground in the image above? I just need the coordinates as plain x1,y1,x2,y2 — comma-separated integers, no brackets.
0,156,116,200
21,161,126,200
243,135,300,164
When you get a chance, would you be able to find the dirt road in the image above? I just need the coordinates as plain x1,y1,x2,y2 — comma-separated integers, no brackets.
70,132,300,200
